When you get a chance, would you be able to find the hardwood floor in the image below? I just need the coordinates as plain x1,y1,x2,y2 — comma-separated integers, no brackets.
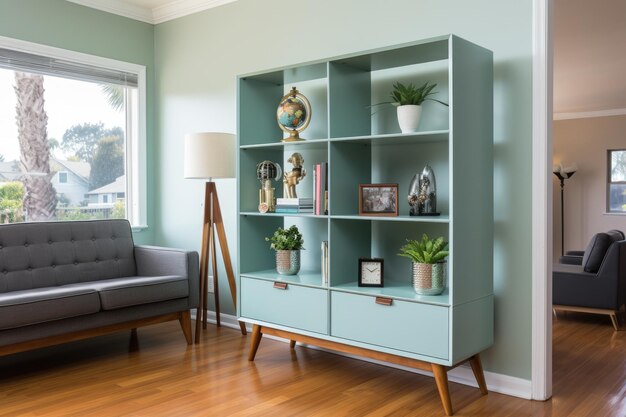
1,312,625,416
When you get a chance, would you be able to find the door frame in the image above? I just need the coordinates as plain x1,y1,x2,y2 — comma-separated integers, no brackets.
531,0,553,401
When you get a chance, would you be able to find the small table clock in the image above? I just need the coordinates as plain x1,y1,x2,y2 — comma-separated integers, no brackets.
358,258,384,287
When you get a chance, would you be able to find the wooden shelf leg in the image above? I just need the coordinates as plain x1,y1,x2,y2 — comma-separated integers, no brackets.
289,340,296,349
248,325,263,361
432,364,453,416
469,354,488,395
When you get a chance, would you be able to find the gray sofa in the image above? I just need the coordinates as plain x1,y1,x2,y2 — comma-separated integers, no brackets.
0,219,199,355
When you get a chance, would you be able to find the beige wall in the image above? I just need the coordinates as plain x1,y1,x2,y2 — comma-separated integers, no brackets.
553,115,626,258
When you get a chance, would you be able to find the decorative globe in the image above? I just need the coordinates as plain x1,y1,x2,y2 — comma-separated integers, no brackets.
277,97,307,130
276,87,311,142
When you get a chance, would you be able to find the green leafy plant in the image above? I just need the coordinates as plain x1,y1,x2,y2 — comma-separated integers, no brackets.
398,234,449,264
265,225,304,251
390,81,448,106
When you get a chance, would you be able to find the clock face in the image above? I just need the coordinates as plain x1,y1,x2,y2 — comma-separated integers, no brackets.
359,258,384,287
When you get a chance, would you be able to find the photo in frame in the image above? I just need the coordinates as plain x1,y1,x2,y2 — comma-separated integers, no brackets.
358,184,399,216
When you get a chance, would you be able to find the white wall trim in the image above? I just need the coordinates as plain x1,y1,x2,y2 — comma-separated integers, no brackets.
67,0,237,24
553,107,626,121
194,311,532,400
152,0,237,24
531,0,553,401
66,0,154,24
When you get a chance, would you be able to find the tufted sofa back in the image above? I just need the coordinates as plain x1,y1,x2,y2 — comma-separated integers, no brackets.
0,220,137,293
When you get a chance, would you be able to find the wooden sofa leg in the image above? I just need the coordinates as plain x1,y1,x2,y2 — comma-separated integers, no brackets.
610,312,619,331
179,311,193,345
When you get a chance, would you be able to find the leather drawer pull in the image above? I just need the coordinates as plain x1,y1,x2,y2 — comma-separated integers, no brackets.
273,282,288,290
375,297,393,306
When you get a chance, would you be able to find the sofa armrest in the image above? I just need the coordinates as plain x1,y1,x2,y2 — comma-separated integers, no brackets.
134,245,199,308
559,255,583,265
566,250,585,257
553,264,619,309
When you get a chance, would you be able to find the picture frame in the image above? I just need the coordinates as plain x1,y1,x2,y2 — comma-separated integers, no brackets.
358,184,399,216
358,258,384,287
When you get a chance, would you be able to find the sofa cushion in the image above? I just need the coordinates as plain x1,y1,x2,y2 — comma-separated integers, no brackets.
0,219,137,293
0,287,100,330
88,275,189,310
607,229,625,242
582,233,612,273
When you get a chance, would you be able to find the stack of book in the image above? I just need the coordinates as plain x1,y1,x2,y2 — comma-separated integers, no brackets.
275,197,313,214
312,162,328,215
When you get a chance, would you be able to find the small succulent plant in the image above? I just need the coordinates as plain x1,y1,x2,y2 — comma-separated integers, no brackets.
265,225,304,251
398,234,449,264
389,81,448,106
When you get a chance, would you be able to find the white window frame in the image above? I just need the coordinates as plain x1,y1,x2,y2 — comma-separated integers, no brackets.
58,171,69,184
0,35,147,229
607,149,626,214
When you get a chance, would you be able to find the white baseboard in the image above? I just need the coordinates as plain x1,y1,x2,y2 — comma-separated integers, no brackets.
193,311,532,400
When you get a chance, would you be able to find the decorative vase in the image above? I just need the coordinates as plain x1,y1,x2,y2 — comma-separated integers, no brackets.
276,250,301,275
412,261,445,295
397,105,422,133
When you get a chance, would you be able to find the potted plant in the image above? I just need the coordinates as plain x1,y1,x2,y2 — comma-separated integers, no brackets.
388,81,447,133
398,234,449,295
265,225,304,275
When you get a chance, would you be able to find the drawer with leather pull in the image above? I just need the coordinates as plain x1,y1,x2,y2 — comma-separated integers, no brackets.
330,290,449,359
241,277,328,334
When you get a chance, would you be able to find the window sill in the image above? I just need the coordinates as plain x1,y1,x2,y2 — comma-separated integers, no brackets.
604,212,626,216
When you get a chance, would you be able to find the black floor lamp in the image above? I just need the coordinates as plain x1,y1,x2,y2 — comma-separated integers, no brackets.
553,163,577,256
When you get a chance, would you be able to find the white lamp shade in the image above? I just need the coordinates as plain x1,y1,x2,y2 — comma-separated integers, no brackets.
184,132,235,179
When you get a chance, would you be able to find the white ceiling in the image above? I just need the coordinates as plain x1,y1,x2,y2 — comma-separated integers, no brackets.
554,0,626,117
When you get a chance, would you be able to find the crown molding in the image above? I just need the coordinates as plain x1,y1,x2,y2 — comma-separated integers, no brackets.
67,0,154,23
152,0,237,24
66,0,237,24
553,107,626,120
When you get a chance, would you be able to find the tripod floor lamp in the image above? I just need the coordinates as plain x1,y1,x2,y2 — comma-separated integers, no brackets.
553,163,577,257
184,132,247,343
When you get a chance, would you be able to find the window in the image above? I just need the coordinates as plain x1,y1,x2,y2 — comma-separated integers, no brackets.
608,149,626,213
0,36,146,227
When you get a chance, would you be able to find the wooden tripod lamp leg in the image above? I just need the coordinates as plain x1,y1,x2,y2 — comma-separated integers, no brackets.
211,182,247,335
195,182,212,343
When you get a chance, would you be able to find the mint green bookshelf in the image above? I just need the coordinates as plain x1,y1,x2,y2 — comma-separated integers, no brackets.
237,34,493,415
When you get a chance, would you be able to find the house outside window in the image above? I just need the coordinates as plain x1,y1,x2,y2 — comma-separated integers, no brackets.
608,149,626,213
0,37,146,227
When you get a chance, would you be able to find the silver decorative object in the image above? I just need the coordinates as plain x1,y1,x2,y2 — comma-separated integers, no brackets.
412,262,445,295
276,250,301,275
256,160,282,213
408,164,439,216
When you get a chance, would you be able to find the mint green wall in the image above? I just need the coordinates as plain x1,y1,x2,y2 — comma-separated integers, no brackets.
0,0,156,244
154,0,533,379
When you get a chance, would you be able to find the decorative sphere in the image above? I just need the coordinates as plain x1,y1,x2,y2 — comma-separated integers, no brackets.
277,96,308,131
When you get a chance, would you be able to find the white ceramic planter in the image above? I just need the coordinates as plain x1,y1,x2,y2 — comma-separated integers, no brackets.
397,105,422,133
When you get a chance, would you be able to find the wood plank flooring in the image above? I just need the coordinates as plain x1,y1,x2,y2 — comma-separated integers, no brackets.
0,311,625,416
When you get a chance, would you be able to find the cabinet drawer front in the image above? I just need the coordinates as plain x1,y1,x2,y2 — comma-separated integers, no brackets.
241,277,328,334
331,291,448,359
